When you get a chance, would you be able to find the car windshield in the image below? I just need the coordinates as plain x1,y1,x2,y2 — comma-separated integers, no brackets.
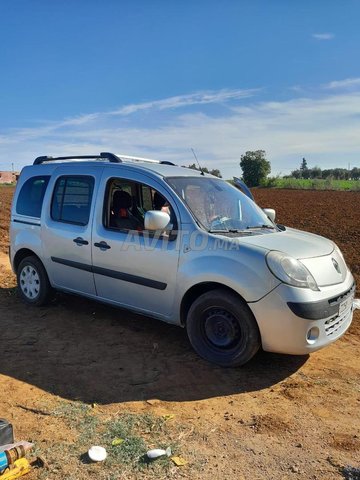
167,176,275,232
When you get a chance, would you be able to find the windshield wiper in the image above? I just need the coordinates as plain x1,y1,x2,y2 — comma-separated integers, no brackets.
209,228,255,234
246,224,276,230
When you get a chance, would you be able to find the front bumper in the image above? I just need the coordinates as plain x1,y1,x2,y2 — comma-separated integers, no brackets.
249,273,355,355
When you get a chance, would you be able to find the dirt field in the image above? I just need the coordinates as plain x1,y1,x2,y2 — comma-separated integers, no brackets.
0,186,359,480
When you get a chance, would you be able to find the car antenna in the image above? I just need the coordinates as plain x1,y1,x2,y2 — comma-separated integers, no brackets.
191,148,205,176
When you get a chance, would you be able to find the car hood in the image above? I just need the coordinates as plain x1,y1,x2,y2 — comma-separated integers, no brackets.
239,227,334,259
238,227,347,287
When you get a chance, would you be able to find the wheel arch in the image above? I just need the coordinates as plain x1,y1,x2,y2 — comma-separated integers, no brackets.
180,282,249,326
13,248,43,273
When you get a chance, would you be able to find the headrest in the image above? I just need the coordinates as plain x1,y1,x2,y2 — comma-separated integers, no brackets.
153,192,166,210
113,190,132,210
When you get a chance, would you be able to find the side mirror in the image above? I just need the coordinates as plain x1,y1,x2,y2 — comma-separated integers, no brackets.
263,208,276,222
144,211,170,231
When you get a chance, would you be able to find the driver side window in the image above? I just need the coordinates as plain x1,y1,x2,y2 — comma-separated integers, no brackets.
103,178,177,236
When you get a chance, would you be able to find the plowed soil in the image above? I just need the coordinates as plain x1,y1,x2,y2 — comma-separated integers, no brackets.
0,186,359,480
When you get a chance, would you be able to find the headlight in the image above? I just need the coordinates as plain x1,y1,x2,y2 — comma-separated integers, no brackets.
266,251,319,291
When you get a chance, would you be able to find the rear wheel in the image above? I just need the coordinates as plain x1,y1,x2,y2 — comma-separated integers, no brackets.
17,256,53,306
186,289,261,367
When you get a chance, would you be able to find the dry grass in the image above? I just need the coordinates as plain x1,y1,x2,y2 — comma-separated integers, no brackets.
31,400,203,480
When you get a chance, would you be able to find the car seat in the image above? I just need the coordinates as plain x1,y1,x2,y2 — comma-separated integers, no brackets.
111,190,143,230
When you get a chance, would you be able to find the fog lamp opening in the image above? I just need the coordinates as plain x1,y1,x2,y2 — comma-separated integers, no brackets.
306,326,320,345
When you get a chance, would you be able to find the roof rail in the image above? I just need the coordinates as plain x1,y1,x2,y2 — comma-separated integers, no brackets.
33,152,121,165
33,152,176,166
116,154,175,166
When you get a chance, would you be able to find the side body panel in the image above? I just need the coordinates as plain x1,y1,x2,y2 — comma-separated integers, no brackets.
10,165,53,271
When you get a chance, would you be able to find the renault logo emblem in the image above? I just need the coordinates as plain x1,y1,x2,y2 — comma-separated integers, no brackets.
332,258,341,274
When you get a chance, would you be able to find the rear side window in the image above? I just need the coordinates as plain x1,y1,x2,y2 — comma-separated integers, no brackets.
51,176,94,226
16,176,50,217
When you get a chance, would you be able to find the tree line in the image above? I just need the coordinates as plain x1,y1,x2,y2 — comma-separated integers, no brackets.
288,158,360,180
187,151,360,186
187,163,222,178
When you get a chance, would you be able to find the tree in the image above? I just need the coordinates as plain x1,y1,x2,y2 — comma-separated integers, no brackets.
209,168,222,178
351,167,360,180
309,166,322,179
299,157,308,178
300,157,308,169
321,169,334,179
239,150,271,187
187,163,222,178
333,168,348,180
290,169,301,179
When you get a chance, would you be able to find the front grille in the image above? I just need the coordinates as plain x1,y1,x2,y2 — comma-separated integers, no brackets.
324,309,352,336
328,282,356,306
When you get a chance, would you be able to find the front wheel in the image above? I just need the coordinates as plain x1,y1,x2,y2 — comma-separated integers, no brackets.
17,256,53,306
186,289,261,367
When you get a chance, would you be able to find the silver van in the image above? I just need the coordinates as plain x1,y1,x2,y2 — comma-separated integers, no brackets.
9,153,356,367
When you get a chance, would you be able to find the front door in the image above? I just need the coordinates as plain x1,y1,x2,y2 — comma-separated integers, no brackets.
92,170,181,318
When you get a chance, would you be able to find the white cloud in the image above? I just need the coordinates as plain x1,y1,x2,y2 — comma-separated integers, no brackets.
60,113,101,126
109,89,258,116
312,33,334,40
0,89,256,141
1,89,360,177
323,77,360,90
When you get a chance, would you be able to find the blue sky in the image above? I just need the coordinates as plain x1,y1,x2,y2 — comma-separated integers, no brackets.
1,0,360,178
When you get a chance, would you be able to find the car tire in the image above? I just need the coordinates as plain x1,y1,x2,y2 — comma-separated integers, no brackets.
186,289,261,367
17,256,53,306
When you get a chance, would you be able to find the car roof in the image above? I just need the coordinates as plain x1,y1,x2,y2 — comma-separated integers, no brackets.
25,158,215,180
125,162,212,178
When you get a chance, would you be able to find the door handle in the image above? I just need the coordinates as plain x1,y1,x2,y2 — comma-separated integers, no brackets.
73,237,89,246
94,241,111,250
